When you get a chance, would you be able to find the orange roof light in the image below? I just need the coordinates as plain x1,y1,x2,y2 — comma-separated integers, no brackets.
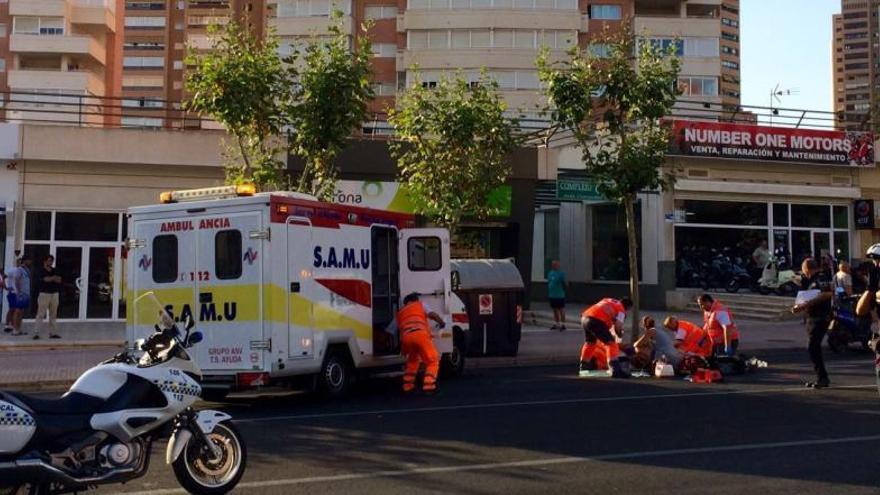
236,183,256,196
159,191,174,204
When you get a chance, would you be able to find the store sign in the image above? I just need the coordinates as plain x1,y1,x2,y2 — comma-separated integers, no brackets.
557,178,604,202
330,181,512,217
854,199,875,230
669,120,875,167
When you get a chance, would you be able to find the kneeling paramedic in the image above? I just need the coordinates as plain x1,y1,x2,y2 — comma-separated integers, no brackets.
397,293,445,394
579,297,632,372
663,316,712,359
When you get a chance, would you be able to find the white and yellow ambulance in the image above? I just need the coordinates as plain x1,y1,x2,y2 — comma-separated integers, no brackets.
125,185,468,398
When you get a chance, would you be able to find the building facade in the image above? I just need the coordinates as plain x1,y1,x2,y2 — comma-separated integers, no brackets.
832,0,876,129
0,0,123,126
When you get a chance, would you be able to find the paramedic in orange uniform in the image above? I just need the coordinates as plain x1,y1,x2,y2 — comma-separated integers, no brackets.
698,294,740,357
397,293,445,394
663,316,713,358
579,297,632,372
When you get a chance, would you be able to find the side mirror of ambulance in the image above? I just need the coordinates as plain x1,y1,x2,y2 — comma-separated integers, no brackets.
187,332,204,347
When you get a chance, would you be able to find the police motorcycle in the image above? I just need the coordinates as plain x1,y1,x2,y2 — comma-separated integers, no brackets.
0,292,246,495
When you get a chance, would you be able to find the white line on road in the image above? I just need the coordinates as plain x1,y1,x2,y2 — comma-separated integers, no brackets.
118,433,880,495
235,384,874,423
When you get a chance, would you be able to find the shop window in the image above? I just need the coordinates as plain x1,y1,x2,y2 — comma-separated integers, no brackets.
408,237,442,271
544,210,559,276
833,205,848,229
772,203,788,227
791,204,831,228
677,200,767,226
593,204,641,281
25,211,51,241
55,213,120,242
215,230,242,280
675,227,768,287
152,235,178,283
834,232,850,260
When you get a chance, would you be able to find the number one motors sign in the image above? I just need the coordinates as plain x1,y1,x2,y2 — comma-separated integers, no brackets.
669,120,875,167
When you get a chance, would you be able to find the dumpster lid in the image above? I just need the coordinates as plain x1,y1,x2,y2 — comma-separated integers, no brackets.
451,259,525,291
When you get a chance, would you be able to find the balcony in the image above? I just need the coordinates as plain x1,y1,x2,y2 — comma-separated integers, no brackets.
400,10,584,31
8,69,105,96
9,0,66,17
10,35,107,65
269,15,353,37
401,48,568,71
634,16,719,38
70,0,117,31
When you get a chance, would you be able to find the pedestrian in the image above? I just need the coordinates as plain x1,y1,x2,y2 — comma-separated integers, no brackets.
792,257,832,389
697,294,740,357
546,260,568,331
396,293,445,395
834,261,853,298
579,297,631,373
34,254,61,340
6,255,33,336
752,240,771,271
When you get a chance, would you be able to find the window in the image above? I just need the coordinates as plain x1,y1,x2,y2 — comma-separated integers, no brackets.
123,97,164,108
428,30,449,48
0,59,6,73
678,76,718,96
408,237,442,271
722,60,739,70
677,200,767,226
124,41,166,50
123,56,165,69
791,204,831,228
371,82,396,96
153,235,178,284
833,205,848,229
25,211,51,241
125,16,166,28
593,203,641,281
55,213,120,242
684,37,718,57
773,203,788,227
514,30,534,48
590,4,622,20
372,43,397,57
721,45,738,56
0,24,6,37
364,5,398,18
121,117,163,127
721,32,739,42
127,1,165,9
588,43,611,58
215,230,242,279
14,17,65,35
721,17,739,28
470,29,490,48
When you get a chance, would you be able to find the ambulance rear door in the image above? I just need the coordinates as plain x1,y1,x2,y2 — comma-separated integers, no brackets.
399,229,452,350
128,213,198,345
193,211,266,373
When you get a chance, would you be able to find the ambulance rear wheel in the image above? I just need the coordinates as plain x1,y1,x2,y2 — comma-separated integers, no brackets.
317,350,353,399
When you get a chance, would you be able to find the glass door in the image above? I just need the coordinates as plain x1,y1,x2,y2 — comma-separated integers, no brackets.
791,230,811,268
813,232,831,261
55,246,83,319
86,246,115,319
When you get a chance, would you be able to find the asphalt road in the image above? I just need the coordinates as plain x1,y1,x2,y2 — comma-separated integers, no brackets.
88,348,880,494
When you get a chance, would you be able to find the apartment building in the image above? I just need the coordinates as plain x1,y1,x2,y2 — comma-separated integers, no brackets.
0,0,122,126
121,0,266,128
833,0,875,129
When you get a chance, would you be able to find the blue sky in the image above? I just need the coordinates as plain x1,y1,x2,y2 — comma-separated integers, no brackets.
741,0,840,113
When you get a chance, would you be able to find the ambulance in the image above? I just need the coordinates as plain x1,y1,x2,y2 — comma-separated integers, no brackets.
125,185,469,399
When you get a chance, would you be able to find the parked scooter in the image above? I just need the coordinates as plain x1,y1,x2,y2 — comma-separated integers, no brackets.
0,292,246,495
827,290,873,353
757,256,800,296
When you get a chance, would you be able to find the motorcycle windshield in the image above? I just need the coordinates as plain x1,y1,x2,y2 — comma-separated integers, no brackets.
133,291,175,332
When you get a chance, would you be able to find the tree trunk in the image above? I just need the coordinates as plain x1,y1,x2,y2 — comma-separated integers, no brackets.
624,193,641,342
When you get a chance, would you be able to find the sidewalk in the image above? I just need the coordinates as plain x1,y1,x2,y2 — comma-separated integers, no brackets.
0,313,808,392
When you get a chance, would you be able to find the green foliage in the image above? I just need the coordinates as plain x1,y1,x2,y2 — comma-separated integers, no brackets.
185,12,375,197
389,71,521,233
185,22,289,189
537,26,681,338
537,27,681,200
287,11,375,200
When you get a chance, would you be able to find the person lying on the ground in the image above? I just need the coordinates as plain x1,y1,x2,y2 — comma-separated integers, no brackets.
663,316,713,359
653,318,683,369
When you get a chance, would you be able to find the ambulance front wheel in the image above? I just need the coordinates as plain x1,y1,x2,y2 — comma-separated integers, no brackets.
317,349,354,399
440,330,466,378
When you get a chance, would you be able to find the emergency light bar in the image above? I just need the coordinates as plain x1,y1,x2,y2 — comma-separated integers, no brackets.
159,184,256,204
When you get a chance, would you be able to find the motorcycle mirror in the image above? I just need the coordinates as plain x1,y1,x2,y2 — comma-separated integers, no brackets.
185,316,195,331
187,331,203,346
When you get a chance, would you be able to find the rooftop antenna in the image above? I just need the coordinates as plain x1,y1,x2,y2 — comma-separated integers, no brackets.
769,83,799,126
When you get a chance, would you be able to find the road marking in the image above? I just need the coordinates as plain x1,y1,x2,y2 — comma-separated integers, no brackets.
235,384,874,423
120,433,880,495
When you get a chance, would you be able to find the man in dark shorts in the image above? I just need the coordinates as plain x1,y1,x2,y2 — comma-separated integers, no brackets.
579,297,632,372
547,260,567,331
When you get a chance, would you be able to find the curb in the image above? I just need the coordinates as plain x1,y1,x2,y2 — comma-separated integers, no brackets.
0,341,124,352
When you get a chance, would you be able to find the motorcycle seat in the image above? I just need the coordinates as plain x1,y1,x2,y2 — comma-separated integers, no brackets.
1,390,104,415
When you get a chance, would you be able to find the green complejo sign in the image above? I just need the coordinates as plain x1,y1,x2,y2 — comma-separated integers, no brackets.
556,178,604,202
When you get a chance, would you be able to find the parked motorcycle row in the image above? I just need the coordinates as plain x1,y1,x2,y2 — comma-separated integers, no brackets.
677,247,799,296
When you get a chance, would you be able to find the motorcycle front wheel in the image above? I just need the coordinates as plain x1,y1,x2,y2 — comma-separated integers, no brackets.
172,422,247,495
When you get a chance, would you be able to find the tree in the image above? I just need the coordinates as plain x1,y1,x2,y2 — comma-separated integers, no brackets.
185,21,290,189
186,12,374,197
287,11,375,199
537,27,681,339
389,72,521,234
